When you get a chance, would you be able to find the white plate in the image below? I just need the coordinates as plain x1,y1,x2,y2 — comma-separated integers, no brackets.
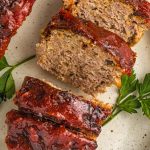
0,1,150,150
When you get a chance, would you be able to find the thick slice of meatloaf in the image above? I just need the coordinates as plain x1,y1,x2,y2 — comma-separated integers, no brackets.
14,76,111,139
63,0,150,45
36,10,136,95
0,0,36,58
6,110,97,150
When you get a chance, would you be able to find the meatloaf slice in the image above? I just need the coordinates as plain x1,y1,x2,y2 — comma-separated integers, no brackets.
14,76,111,139
6,110,97,150
0,0,36,58
63,0,150,45
36,10,136,95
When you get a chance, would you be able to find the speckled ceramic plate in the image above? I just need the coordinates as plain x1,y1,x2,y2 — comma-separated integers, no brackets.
0,1,150,150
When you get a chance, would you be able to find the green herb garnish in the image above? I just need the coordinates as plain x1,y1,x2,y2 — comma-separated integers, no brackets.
103,71,150,126
137,73,150,118
0,55,35,104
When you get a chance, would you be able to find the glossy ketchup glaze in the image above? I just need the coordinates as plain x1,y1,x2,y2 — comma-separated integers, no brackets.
14,77,111,138
125,0,150,26
0,0,35,58
45,9,136,75
6,110,97,150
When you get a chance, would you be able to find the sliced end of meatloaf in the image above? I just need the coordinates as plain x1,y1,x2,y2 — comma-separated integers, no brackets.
6,110,97,150
63,0,149,45
36,29,119,94
14,76,112,140
36,10,136,95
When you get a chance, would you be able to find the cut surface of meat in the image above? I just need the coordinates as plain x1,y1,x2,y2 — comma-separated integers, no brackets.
14,76,111,139
44,9,136,74
6,110,97,150
63,0,150,45
0,0,36,58
36,9,136,94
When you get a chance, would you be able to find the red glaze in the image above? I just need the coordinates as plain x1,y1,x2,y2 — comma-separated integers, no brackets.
45,9,136,75
125,0,150,26
6,110,97,150
14,77,111,137
0,0,36,58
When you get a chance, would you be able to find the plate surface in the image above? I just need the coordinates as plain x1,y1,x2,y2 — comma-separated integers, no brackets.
0,1,150,150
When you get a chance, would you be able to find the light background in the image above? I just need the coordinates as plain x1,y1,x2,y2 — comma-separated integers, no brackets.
0,0,150,149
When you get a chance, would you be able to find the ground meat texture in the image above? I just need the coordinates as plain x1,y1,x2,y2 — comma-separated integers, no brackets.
0,0,35,58
63,0,150,45
36,10,135,95
14,77,111,139
37,29,117,94
6,110,97,150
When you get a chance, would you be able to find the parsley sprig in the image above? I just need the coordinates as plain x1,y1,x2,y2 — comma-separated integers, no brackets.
0,55,35,104
103,71,150,126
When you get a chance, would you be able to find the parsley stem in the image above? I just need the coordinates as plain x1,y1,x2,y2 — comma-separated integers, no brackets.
102,109,122,126
116,96,121,104
13,55,36,69
112,104,118,113
141,93,150,99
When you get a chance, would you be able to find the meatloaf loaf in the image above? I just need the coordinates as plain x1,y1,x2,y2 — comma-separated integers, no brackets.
0,0,36,58
6,110,97,150
36,9,136,95
14,76,111,139
63,0,150,45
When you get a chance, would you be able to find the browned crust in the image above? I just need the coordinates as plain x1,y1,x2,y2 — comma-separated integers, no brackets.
14,76,112,139
6,110,97,150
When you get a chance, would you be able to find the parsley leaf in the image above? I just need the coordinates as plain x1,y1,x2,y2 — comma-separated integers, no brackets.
136,73,150,118
0,55,35,105
0,56,10,71
117,71,140,114
0,70,11,93
118,95,141,113
5,74,15,99
137,73,150,97
140,99,150,118
118,70,138,102
0,69,15,103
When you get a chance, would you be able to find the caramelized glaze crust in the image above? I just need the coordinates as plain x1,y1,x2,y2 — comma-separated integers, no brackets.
0,0,35,58
45,9,136,75
6,110,97,150
126,0,150,26
14,76,111,138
